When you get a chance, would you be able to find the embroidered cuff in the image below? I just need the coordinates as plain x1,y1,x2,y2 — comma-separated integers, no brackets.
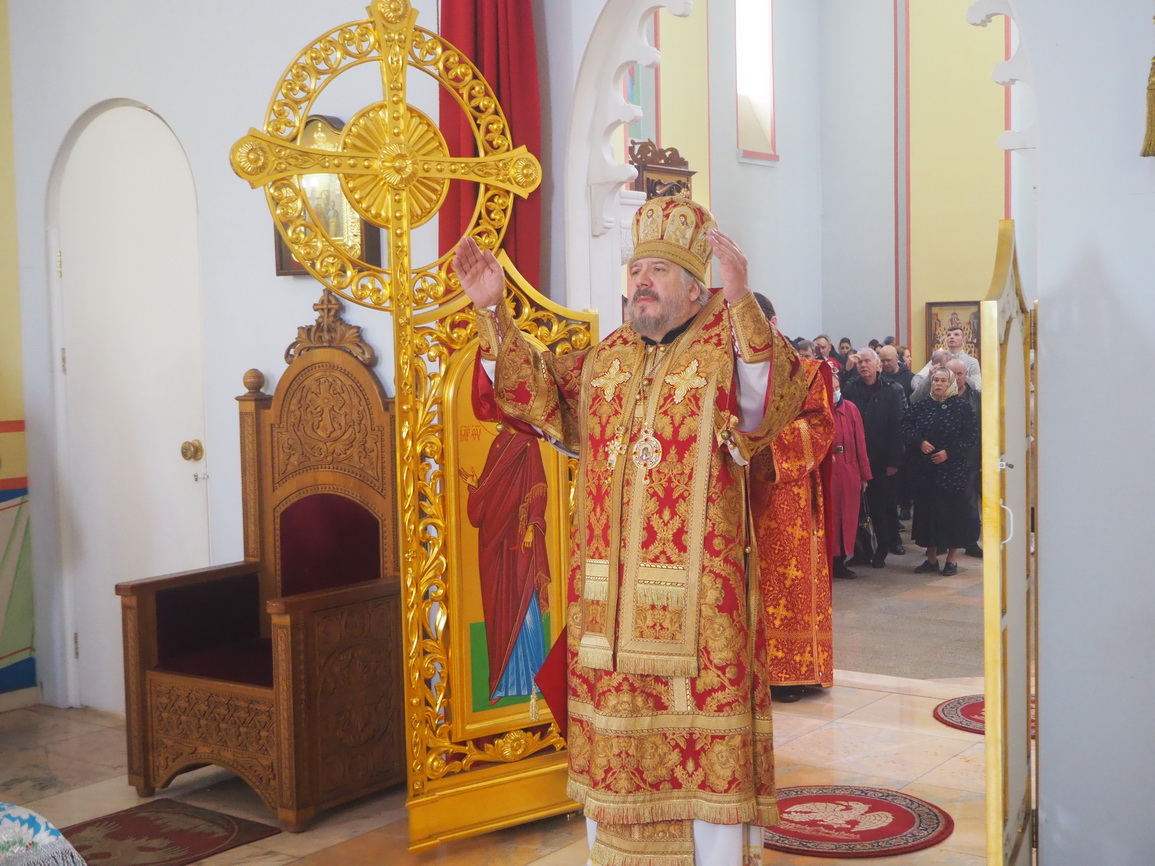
729,292,774,363
475,307,501,360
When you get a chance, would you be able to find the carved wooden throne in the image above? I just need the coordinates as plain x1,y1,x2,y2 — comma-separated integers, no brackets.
116,292,404,832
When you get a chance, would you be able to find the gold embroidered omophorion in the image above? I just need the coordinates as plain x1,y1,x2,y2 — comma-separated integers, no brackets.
482,290,810,861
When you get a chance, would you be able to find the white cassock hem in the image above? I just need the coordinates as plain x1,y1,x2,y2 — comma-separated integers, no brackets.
585,818,763,866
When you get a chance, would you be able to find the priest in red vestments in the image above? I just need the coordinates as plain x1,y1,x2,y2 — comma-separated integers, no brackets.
455,195,812,866
750,354,836,703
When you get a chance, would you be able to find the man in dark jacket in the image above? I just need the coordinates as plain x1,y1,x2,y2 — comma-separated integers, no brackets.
879,343,916,535
841,347,906,567
879,345,914,407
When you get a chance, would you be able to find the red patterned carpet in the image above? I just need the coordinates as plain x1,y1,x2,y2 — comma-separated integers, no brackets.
764,785,954,858
933,693,986,733
61,798,280,865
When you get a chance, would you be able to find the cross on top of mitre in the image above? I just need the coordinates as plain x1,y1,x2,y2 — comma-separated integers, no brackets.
229,0,541,309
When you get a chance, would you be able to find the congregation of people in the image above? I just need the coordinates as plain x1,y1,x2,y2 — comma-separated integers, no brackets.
795,325,983,583
747,303,985,706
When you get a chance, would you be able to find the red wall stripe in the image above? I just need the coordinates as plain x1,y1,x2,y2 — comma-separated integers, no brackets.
0,646,33,663
0,421,25,434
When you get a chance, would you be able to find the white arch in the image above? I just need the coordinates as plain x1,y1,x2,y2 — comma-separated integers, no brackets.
41,100,207,708
563,0,691,322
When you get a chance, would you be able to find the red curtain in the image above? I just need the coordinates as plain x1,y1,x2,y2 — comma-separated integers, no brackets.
438,0,542,290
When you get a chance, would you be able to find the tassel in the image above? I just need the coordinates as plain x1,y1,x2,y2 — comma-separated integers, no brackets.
529,690,539,721
1144,27,1155,156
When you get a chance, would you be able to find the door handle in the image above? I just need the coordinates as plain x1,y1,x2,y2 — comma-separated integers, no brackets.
180,439,204,461
1001,500,1014,547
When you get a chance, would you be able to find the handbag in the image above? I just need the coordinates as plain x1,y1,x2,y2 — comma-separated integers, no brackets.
857,490,872,532
854,490,876,560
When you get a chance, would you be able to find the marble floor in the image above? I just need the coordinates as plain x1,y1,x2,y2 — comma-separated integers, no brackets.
832,544,985,681
1,668,987,865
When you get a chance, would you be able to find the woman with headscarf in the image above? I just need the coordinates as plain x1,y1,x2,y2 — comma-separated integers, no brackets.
902,366,979,575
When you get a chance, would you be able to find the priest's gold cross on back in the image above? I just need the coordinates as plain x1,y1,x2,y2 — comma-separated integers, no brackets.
229,0,540,311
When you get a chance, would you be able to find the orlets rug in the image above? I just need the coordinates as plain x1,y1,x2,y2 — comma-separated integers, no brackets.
763,785,954,858
932,693,986,734
61,798,280,865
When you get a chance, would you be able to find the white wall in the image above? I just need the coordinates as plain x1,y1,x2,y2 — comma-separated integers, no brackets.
708,0,824,339
533,1,603,301
709,0,897,347
1008,0,1155,861
818,0,896,349
11,0,437,703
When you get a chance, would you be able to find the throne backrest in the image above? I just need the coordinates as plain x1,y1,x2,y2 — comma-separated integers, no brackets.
238,343,398,609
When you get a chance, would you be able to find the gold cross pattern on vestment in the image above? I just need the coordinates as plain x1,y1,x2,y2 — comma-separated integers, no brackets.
663,358,707,404
229,0,541,312
591,358,632,402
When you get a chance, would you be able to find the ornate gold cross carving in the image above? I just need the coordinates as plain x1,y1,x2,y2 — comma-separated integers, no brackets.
230,2,586,841
229,1,541,311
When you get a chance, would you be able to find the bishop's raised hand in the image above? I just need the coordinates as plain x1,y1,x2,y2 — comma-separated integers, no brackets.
707,229,752,305
452,237,505,309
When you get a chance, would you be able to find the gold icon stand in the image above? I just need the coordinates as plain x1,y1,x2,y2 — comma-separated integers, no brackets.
231,1,595,850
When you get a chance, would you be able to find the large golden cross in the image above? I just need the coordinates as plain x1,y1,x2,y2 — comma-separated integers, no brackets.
229,0,540,311
228,1,577,835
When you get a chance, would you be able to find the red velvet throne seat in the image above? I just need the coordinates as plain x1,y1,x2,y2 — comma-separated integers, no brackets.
116,293,404,831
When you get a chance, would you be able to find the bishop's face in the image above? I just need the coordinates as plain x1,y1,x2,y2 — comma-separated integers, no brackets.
626,257,700,340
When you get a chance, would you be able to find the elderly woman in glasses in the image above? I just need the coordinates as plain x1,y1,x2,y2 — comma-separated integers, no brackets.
901,367,979,576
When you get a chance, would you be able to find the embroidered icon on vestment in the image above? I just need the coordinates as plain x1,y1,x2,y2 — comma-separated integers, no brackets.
632,428,663,470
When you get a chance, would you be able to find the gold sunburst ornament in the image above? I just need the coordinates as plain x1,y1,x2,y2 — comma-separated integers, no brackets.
229,0,540,311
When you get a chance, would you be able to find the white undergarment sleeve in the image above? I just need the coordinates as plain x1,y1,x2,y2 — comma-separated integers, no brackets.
734,357,771,432
480,356,497,382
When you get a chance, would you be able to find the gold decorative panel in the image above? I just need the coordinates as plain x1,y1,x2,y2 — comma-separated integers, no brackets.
232,2,595,849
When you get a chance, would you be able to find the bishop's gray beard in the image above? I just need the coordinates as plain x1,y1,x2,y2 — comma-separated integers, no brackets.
628,294,682,338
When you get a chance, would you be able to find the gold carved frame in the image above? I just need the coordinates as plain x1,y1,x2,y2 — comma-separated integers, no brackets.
230,1,595,849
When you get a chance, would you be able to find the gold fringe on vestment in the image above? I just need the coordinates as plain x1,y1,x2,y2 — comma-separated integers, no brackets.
569,778,774,828
576,646,614,670
633,579,688,610
611,652,700,678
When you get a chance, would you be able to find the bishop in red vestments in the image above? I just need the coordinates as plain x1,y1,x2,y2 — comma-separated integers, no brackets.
456,196,811,866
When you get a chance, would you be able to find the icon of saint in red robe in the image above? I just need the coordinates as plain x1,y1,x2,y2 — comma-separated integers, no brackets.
462,426,552,702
